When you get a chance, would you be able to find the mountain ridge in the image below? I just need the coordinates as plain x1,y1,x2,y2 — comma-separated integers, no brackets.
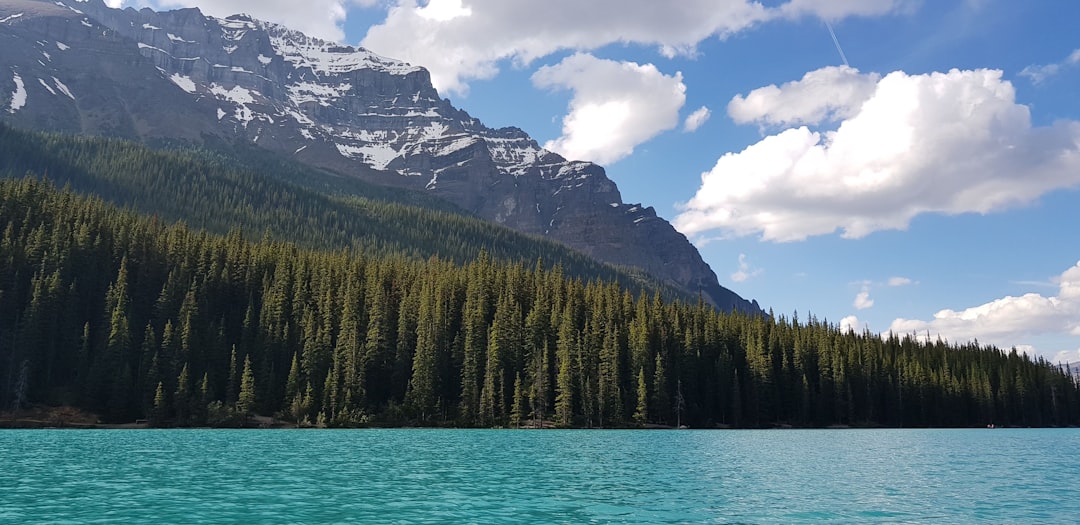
0,0,757,312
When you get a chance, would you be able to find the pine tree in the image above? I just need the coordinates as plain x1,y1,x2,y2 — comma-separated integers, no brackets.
510,372,525,428
554,318,575,428
407,279,439,420
152,380,168,426
652,352,669,424
634,367,648,426
237,355,256,415
226,345,239,403
174,363,191,423
285,352,301,406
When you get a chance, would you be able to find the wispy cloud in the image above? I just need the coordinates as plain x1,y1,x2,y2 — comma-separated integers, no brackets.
1009,279,1057,289
683,106,711,132
887,276,913,287
1020,48,1080,85
730,253,763,283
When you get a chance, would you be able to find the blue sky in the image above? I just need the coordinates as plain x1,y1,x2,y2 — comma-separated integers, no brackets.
116,0,1080,364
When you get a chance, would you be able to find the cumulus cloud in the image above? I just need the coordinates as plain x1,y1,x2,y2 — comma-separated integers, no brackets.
360,0,907,95
853,285,874,310
531,54,685,164
728,66,879,127
730,253,762,283
887,276,913,287
1020,48,1080,85
839,315,860,333
888,261,1080,352
684,106,711,132
674,67,1080,242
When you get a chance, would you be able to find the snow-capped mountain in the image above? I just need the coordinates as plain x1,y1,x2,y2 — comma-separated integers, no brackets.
0,0,757,311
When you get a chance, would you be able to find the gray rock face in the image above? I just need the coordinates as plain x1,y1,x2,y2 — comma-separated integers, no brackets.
0,0,758,312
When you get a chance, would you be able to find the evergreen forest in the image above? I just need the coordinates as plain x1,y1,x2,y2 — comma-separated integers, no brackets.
3,176,1078,428
0,124,669,298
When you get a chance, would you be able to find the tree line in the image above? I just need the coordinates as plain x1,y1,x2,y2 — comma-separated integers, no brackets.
2,177,1077,427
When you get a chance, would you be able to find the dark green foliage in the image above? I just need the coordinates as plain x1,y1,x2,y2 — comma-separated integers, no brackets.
0,123,674,299
1,177,1077,427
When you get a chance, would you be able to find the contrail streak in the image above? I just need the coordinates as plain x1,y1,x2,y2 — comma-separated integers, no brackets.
825,21,850,67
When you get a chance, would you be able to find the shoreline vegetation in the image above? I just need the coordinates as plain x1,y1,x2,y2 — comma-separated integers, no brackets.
3,176,1080,430
1,405,1075,431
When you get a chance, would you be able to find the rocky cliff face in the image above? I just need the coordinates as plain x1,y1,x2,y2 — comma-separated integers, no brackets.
0,0,758,312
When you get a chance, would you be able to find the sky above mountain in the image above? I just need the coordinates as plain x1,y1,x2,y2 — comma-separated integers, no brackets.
108,0,1080,364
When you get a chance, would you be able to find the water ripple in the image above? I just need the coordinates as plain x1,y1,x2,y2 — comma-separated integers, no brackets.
1,428,1078,523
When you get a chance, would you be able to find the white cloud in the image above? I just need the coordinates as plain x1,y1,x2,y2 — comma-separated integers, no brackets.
416,0,471,21
728,66,879,127
888,261,1080,353
1020,48,1080,85
730,253,762,283
684,106,711,132
1019,63,1061,85
853,285,874,310
360,0,908,95
839,315,860,333
887,276,912,287
674,67,1080,242
777,0,909,20
532,54,685,164
1054,349,1080,366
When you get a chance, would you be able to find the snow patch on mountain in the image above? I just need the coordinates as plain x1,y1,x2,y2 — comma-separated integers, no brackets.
37,77,56,96
336,143,400,170
53,77,74,100
419,121,449,141
0,13,23,24
210,83,260,126
435,136,478,157
54,1,82,15
8,72,26,113
56,41,69,50
169,73,197,94
167,33,195,44
287,81,352,106
262,22,421,76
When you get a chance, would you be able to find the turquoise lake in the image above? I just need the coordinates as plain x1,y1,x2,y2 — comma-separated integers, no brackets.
2,428,1078,523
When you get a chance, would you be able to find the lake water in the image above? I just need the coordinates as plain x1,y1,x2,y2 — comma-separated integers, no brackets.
2,428,1078,523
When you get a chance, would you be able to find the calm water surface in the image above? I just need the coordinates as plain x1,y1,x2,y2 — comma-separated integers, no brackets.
2,428,1078,523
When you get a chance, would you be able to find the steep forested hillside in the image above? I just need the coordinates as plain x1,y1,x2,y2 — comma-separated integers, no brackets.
2,178,1076,427
0,124,670,297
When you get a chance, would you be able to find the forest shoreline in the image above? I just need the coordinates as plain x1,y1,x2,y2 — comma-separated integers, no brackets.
6,406,1067,430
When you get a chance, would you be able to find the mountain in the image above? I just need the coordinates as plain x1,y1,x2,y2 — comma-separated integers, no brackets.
0,0,757,312
0,123,688,301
